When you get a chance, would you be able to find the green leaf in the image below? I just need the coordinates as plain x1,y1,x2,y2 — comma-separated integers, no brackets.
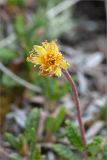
25,109,40,160
2,74,17,87
29,146,41,160
14,15,26,37
9,153,22,160
5,133,20,150
100,102,107,125
45,106,66,133
103,145,107,160
53,144,82,160
18,134,27,152
7,0,25,6
0,48,16,63
36,76,70,101
54,106,66,132
45,116,56,132
86,136,102,158
34,147,41,160
28,128,37,160
65,120,84,151
25,108,40,143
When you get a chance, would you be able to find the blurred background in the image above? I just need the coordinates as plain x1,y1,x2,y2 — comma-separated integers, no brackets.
0,0,107,159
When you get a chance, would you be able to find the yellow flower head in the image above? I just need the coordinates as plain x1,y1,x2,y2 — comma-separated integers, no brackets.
27,40,70,77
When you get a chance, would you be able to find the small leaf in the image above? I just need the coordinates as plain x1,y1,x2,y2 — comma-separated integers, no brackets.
45,116,56,132
0,48,16,63
25,109,40,160
86,136,102,158
45,106,66,133
29,146,41,160
14,15,26,37
18,134,28,156
53,144,82,160
36,76,70,101
103,145,107,160
100,102,107,125
7,0,25,6
35,147,41,160
54,106,66,132
9,153,22,160
5,133,20,150
25,108,40,143
65,120,84,151
2,74,17,87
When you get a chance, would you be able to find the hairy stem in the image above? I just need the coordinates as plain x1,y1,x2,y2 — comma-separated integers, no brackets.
62,69,87,146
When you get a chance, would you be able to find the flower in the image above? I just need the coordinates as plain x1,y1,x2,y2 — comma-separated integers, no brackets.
27,40,70,77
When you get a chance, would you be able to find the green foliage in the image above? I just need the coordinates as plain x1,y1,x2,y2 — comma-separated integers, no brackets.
13,10,46,54
65,120,84,151
38,0,62,8
18,134,27,152
102,145,107,160
100,103,107,125
4,107,106,160
2,74,17,87
36,76,70,101
29,146,41,160
25,108,40,143
24,108,40,160
86,136,102,159
9,153,22,160
7,0,25,6
53,144,82,160
54,106,66,132
14,15,27,38
45,106,66,133
5,133,27,154
5,109,41,160
0,48,17,63
5,133,20,150
45,116,56,132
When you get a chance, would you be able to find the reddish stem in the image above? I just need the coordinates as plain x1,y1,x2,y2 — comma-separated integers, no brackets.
62,69,87,146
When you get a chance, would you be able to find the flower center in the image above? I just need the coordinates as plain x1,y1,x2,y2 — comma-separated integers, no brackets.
46,54,56,66
50,59,55,65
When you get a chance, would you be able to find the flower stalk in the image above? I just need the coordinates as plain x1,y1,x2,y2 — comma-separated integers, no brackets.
27,40,87,158
62,69,87,146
